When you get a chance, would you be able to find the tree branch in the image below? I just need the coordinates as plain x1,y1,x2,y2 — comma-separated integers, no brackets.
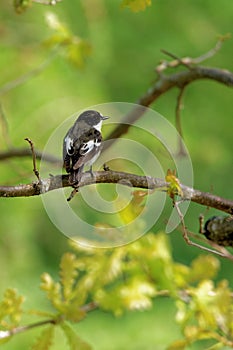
0,148,61,164
32,0,62,4
0,58,232,162
174,201,233,261
0,171,232,214
0,50,58,96
0,65,231,162
106,66,233,142
0,301,97,340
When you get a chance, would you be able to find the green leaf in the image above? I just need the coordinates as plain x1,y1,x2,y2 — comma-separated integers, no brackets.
206,342,225,350
120,277,156,311
44,12,91,68
66,40,92,68
138,233,176,293
31,325,54,350
165,169,183,199
188,255,220,283
40,273,62,310
13,0,31,14
173,263,190,288
63,308,86,323
40,266,86,321
121,0,152,12
60,253,78,301
0,288,24,328
94,288,124,316
61,322,92,350
167,339,188,350
100,249,125,284
95,276,156,316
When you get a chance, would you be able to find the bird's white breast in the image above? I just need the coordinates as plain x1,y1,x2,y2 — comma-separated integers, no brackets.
94,120,103,132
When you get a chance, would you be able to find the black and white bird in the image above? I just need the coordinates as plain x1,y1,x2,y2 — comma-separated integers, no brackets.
63,110,109,185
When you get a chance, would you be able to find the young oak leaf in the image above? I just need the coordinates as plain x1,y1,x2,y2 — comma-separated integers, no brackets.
0,288,24,328
165,169,183,199
40,273,62,310
120,277,156,311
60,321,92,350
31,325,54,350
187,255,220,284
116,190,148,225
44,12,91,68
59,253,78,302
121,0,152,12
13,0,31,13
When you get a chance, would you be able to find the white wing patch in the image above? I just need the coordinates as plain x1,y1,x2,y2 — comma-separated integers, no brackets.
80,140,95,155
80,131,102,156
65,136,74,155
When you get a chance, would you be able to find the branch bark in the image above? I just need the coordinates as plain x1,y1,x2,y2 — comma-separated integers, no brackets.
0,170,232,214
0,66,232,161
0,148,61,164
106,66,233,142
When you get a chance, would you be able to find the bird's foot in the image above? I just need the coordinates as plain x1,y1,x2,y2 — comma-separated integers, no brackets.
67,186,79,201
66,171,81,201
86,166,94,178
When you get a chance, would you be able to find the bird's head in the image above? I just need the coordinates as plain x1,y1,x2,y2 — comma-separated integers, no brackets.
78,110,109,130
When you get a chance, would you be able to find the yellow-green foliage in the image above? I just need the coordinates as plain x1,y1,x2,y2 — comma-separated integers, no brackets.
13,0,31,14
121,0,152,12
0,233,232,349
44,13,92,68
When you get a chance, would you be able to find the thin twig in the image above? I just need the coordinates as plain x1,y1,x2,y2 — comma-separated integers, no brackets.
80,301,98,313
189,230,233,262
0,148,61,164
0,103,12,147
159,49,192,71
32,0,62,4
158,36,231,73
0,50,58,96
175,87,186,155
192,34,231,64
0,301,98,340
0,319,55,339
24,138,41,182
106,66,233,145
174,201,233,261
106,38,232,145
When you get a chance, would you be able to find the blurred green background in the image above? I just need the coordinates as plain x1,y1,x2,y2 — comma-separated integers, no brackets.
0,1,232,349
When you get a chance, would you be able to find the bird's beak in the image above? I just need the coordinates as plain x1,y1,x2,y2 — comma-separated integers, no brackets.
102,116,109,120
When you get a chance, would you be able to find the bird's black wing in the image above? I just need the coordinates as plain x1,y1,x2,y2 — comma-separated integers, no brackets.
72,128,102,170
63,127,102,173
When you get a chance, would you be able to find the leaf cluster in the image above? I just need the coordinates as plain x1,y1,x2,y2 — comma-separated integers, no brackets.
44,12,92,68
13,0,152,14
121,0,152,12
0,233,232,349
0,289,24,344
